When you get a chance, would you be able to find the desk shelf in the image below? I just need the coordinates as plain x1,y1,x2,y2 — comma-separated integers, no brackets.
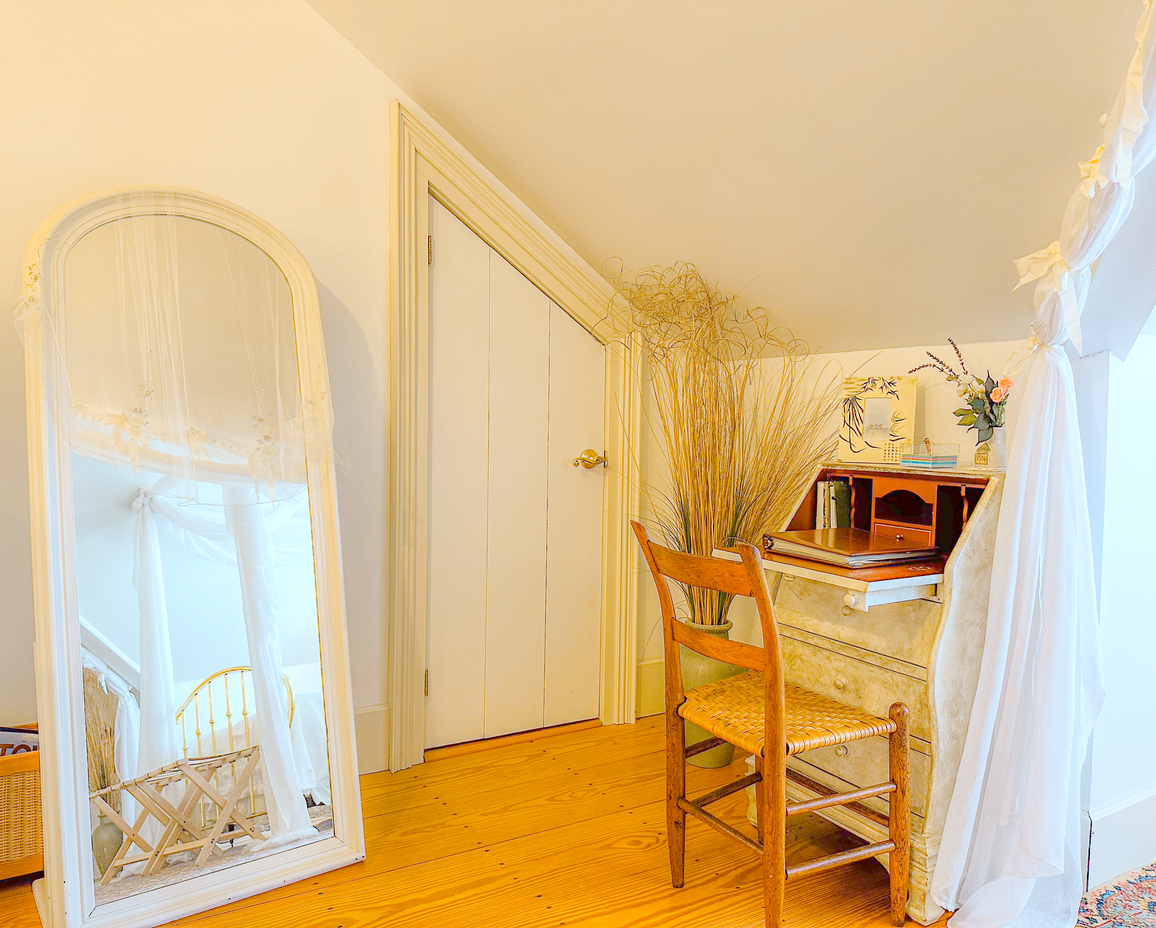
713,549,945,612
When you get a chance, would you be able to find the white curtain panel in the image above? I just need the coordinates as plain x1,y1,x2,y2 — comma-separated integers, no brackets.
224,485,314,841
131,477,314,841
930,4,1156,926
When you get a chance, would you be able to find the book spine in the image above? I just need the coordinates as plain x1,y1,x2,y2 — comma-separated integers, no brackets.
832,481,852,528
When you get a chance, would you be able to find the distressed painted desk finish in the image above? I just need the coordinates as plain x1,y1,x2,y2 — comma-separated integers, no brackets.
760,465,1001,925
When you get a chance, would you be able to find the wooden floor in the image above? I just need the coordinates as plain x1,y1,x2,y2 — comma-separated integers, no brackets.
0,716,949,927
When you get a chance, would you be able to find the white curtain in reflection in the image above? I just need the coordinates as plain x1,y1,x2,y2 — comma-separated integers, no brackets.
225,486,314,839
132,485,180,778
131,478,314,840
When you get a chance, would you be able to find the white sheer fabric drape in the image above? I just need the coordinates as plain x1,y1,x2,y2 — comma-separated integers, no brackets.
930,4,1156,926
131,477,314,841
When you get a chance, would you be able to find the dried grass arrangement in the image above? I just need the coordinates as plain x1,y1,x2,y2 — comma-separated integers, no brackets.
610,263,840,626
83,668,121,814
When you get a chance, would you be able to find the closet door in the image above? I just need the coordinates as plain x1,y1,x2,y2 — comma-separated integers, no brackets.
425,196,605,749
483,252,550,737
425,200,490,750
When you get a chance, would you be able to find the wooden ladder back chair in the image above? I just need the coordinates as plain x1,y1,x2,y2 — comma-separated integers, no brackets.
631,522,910,927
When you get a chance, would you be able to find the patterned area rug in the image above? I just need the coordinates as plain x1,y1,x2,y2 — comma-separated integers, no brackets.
1079,864,1156,927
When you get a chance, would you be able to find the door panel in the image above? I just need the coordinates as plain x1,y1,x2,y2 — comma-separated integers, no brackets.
426,202,489,749
544,302,605,725
484,251,550,738
425,196,604,750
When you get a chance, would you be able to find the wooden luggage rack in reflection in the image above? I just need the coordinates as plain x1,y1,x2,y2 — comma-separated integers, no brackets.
175,666,294,826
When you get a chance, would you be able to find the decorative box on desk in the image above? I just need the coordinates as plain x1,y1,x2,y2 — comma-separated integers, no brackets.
722,463,1000,925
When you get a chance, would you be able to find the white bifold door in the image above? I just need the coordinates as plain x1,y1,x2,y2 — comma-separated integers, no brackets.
426,196,605,749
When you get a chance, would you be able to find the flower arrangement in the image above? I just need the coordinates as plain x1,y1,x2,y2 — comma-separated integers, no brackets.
608,263,841,625
909,339,1012,444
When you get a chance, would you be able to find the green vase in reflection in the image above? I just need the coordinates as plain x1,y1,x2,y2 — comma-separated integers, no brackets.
92,814,123,877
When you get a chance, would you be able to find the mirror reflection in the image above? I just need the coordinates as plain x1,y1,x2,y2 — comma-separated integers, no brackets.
61,207,333,901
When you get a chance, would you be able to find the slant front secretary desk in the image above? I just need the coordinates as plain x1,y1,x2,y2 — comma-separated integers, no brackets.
725,463,1000,924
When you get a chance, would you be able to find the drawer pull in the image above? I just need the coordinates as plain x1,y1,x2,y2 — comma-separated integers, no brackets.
834,675,847,691
834,745,849,757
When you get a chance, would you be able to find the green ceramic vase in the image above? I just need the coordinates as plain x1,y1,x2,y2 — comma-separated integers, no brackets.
681,619,741,768
92,813,122,877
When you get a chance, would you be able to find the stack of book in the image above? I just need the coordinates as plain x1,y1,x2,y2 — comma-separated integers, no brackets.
815,478,852,529
763,527,938,569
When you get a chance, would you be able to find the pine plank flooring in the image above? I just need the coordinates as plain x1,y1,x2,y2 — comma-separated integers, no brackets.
0,716,950,927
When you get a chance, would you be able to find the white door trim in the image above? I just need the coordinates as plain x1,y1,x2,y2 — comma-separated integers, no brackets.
386,101,641,771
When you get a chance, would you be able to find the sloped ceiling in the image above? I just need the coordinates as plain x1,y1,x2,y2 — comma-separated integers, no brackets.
306,0,1138,351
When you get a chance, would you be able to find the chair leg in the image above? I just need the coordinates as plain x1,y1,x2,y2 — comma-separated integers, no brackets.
761,747,786,928
754,753,764,839
666,709,686,888
888,703,911,926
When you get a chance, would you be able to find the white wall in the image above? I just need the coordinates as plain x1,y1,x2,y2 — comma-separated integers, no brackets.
635,338,1024,716
1084,334,1156,886
0,0,397,763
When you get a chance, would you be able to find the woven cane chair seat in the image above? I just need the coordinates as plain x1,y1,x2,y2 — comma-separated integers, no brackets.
679,670,897,756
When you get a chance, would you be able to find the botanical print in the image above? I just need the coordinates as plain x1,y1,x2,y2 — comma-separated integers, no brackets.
838,376,916,461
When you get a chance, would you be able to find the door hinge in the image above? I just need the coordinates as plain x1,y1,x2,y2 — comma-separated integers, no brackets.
424,669,429,696
428,235,433,265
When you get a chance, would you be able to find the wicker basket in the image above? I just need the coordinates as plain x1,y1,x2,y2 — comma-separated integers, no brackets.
0,749,43,880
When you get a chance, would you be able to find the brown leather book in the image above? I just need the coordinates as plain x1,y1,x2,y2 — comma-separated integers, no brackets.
763,527,936,567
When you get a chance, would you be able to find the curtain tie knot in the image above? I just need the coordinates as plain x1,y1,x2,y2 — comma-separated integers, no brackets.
1012,241,1071,293
1077,146,1110,198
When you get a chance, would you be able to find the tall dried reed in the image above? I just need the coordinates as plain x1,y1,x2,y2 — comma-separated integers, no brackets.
611,263,840,625
83,668,121,815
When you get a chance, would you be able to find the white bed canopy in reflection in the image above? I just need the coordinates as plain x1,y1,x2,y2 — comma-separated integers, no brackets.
22,187,362,928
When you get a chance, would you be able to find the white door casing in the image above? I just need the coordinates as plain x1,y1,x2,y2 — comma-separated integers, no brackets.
388,102,641,771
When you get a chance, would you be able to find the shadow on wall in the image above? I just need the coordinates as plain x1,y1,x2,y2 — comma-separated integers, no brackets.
0,298,35,727
315,282,386,713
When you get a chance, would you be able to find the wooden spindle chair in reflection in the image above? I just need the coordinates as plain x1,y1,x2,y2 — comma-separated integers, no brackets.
175,667,294,828
632,522,911,927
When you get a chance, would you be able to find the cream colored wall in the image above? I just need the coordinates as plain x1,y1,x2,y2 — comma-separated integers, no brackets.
0,0,611,772
0,0,392,760
635,338,1024,717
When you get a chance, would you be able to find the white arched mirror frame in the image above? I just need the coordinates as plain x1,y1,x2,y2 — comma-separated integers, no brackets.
22,187,364,928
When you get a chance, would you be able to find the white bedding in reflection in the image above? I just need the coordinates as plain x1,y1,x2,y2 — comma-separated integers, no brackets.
173,661,330,806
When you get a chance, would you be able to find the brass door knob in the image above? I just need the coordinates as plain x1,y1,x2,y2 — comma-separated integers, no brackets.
572,449,608,469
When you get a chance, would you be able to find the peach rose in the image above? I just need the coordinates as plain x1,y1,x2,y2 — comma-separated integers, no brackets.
998,377,1013,390
990,386,1006,403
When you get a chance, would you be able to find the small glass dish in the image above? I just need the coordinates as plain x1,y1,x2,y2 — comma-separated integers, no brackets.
900,440,959,469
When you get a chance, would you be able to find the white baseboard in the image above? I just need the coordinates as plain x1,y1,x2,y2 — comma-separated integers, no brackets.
636,658,664,718
353,703,389,774
1089,783,1156,887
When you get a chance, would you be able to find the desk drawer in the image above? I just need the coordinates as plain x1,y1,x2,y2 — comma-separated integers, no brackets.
781,635,930,742
873,520,933,548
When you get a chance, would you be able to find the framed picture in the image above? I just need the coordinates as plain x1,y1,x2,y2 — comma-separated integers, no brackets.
837,375,916,463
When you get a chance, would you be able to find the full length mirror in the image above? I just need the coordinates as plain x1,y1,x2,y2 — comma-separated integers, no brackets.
23,188,363,928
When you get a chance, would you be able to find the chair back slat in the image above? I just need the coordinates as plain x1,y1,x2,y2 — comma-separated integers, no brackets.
671,622,764,672
648,542,756,598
